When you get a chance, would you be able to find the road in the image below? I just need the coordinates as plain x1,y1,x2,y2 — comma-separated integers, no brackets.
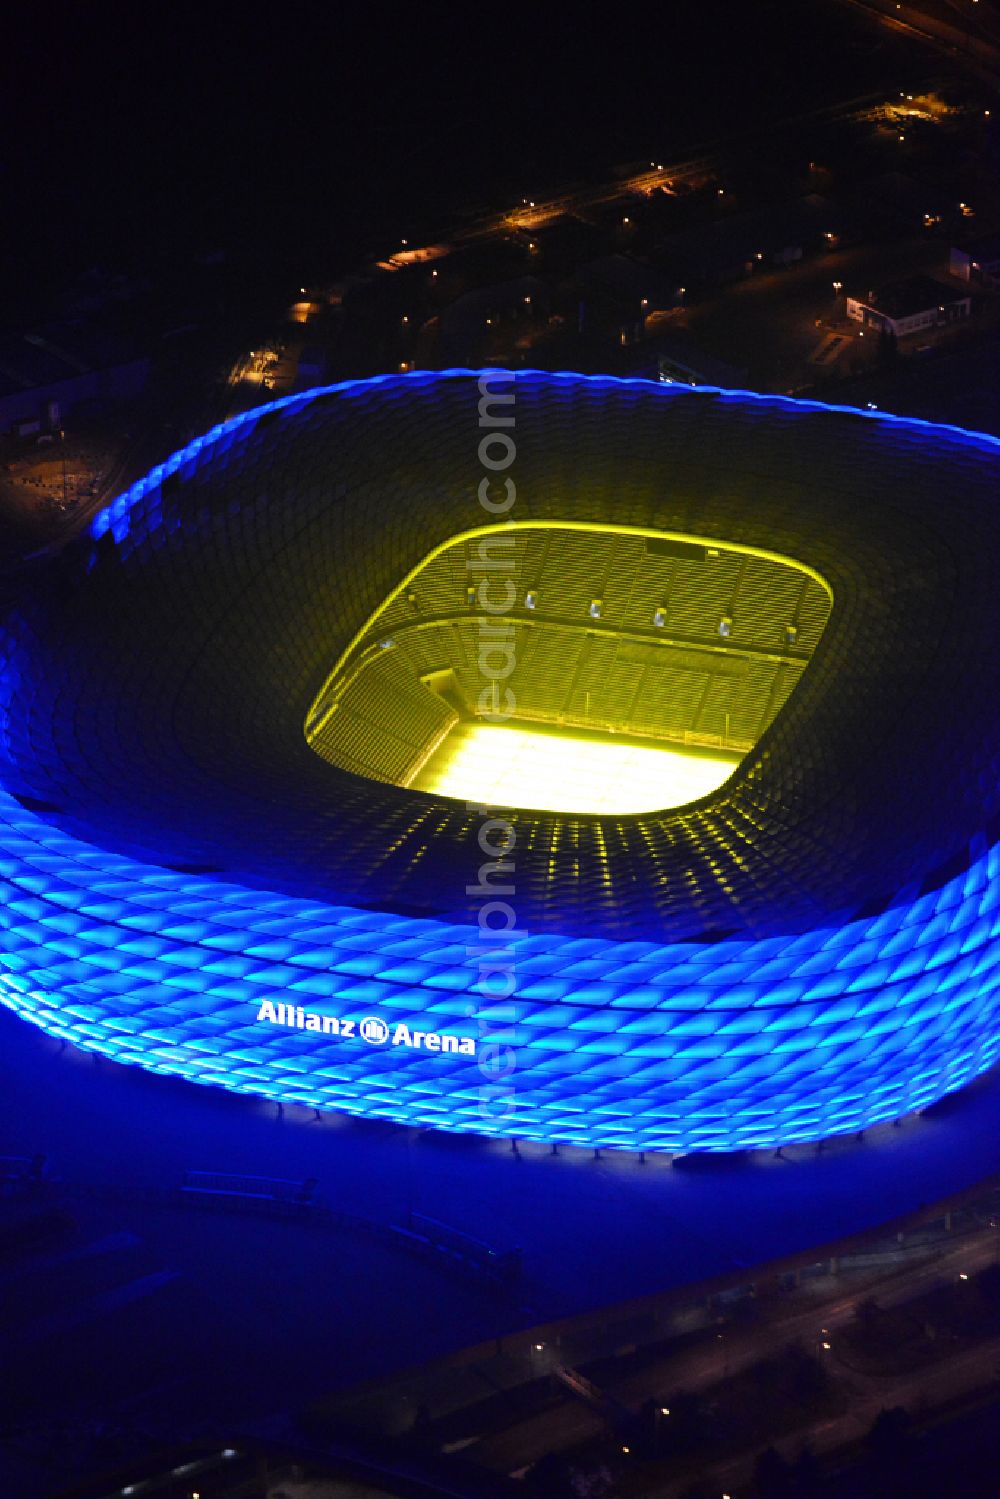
373,79,953,275
836,0,1000,81
466,1227,1000,1476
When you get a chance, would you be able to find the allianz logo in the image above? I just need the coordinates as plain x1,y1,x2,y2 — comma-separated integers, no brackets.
255,1001,477,1056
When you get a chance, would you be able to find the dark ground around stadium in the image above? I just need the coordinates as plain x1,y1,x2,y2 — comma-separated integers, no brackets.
4,1001,1000,1494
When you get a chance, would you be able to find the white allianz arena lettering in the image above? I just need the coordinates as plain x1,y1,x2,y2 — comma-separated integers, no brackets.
255,1001,477,1056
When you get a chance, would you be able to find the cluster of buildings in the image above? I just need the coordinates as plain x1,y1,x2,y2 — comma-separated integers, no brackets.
0,321,148,440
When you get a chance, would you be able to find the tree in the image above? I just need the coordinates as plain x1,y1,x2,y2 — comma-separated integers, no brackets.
877,323,898,367
753,1444,793,1497
526,1452,576,1498
792,1447,822,1497
866,1405,912,1463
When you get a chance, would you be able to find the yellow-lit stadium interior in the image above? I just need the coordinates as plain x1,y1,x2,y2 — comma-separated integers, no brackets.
413,722,739,814
305,523,832,814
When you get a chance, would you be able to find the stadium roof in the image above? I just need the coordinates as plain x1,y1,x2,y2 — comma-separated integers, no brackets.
2,371,1000,1149
1,369,997,944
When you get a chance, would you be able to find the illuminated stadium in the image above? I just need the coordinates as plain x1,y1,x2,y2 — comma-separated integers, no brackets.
0,368,999,1152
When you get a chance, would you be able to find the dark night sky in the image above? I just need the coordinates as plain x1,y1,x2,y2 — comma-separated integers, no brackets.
0,2,931,305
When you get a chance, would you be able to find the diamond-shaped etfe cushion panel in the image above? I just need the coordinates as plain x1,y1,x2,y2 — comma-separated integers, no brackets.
0,370,998,1152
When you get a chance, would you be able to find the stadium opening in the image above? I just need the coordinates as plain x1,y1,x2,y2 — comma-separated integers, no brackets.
304,523,832,814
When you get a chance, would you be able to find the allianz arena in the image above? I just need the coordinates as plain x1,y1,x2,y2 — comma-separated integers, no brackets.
0,368,999,1152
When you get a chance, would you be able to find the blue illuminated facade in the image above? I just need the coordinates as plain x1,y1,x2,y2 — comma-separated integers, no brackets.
0,370,998,1152
0,787,998,1150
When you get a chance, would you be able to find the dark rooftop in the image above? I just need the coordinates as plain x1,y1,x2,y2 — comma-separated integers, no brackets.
853,275,970,318
954,230,1000,264
0,321,141,401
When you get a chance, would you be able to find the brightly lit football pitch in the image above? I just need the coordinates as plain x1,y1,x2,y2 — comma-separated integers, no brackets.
411,720,737,813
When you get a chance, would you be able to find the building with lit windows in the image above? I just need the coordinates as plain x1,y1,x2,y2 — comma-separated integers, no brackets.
0,369,999,1152
845,274,971,339
950,231,1000,289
